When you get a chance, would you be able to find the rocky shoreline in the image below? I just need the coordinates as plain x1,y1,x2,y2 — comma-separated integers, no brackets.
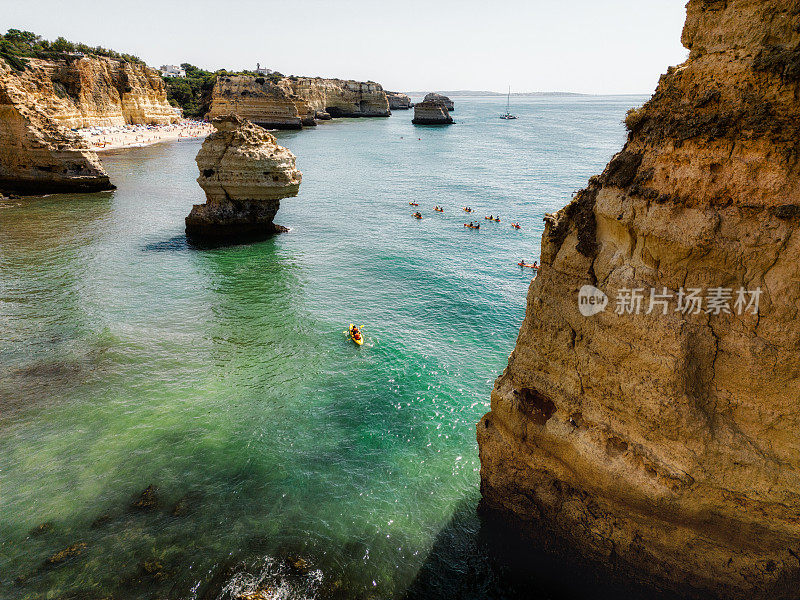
0,54,176,194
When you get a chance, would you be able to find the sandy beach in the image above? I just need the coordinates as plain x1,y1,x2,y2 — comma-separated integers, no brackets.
77,120,214,152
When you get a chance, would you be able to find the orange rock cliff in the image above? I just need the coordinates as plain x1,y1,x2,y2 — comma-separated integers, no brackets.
0,55,177,193
478,1,800,598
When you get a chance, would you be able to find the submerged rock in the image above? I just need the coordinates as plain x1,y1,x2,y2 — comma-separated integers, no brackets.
422,92,454,112
386,91,412,109
235,589,275,600
186,115,301,240
90,513,112,528
285,555,311,575
478,1,800,598
412,100,453,125
28,521,54,537
131,485,159,511
44,542,87,566
171,490,201,517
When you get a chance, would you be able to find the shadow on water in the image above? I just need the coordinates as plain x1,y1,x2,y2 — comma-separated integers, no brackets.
401,499,669,600
142,234,191,252
142,231,288,253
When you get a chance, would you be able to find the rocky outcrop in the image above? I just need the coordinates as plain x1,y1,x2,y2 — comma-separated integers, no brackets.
386,91,412,109
0,57,114,194
186,115,301,239
209,75,390,128
412,100,453,125
209,76,309,129
284,78,390,118
478,1,800,599
3,56,177,128
0,54,176,194
423,92,454,112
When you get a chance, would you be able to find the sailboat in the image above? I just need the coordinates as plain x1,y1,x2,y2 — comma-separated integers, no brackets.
500,86,518,120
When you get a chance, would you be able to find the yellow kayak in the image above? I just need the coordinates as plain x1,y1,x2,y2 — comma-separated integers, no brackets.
349,324,363,346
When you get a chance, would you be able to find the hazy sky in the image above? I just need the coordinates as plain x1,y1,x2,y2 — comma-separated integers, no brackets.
3,0,688,94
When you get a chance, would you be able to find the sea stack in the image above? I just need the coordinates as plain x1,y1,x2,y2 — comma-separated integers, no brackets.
422,92,454,112
386,91,412,110
0,58,113,194
412,99,453,125
186,115,301,240
478,1,800,599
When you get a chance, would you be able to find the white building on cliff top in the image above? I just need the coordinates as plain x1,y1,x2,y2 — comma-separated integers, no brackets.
160,65,186,78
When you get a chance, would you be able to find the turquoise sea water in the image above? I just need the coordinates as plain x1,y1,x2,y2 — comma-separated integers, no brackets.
0,95,643,599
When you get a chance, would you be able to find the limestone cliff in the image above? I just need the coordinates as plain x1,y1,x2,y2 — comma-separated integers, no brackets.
478,1,800,598
186,115,301,239
412,100,453,125
387,91,412,109
208,76,310,129
0,57,113,193
209,75,390,128
3,56,177,128
283,78,390,118
423,92,454,112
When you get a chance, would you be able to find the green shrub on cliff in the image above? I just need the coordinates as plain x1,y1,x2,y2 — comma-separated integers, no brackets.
624,106,646,132
162,63,217,118
161,63,291,118
1,29,145,65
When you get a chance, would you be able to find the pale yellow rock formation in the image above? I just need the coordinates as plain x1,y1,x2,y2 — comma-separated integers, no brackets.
478,1,800,598
5,56,177,128
186,115,301,239
386,91,412,110
282,78,390,117
423,92,454,112
209,75,390,128
0,57,113,193
209,76,306,129
412,101,453,125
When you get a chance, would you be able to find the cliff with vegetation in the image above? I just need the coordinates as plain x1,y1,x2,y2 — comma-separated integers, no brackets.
0,57,113,193
0,29,176,127
209,75,313,129
6,56,177,128
478,1,800,598
209,75,390,128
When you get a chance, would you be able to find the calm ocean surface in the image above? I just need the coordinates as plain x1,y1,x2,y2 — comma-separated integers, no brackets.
0,95,645,599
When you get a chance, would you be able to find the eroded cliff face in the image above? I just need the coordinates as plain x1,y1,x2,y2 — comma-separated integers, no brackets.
386,91,412,109
478,1,800,598
186,115,301,239
0,58,113,193
423,92,454,111
3,56,177,128
412,100,453,125
209,75,390,128
208,76,309,129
